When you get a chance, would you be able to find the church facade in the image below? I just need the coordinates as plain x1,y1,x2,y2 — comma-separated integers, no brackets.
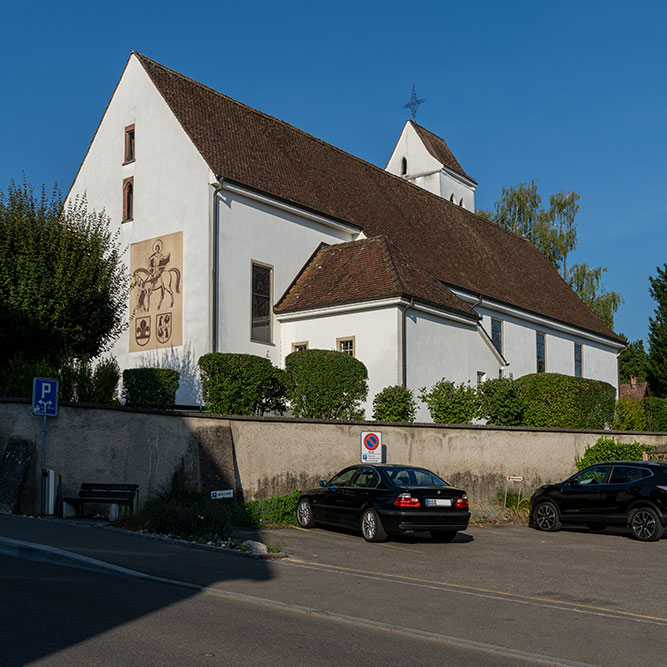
67,53,624,420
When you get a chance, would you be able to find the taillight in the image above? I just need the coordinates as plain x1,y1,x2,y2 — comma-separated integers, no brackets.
455,495,469,509
657,485,667,493
394,493,420,508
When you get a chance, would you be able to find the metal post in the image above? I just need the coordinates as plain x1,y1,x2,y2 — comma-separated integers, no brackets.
40,414,47,516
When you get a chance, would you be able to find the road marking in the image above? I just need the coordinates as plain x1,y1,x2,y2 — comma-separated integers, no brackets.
283,558,667,627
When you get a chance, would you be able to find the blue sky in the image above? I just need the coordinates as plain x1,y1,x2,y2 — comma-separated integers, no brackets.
2,1,665,344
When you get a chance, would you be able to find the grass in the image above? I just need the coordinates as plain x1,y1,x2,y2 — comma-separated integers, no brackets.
469,491,530,525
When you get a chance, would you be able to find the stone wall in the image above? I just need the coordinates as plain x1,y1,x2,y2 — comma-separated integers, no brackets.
2,399,666,515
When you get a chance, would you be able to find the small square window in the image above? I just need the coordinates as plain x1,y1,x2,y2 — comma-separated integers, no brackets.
122,176,134,222
337,337,355,356
124,124,135,164
477,371,487,387
292,342,308,352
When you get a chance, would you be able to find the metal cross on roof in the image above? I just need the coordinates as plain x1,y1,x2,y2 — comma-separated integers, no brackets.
402,84,425,120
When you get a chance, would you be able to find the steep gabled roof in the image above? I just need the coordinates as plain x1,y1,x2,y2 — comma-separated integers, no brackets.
133,53,622,344
275,236,477,318
408,121,476,184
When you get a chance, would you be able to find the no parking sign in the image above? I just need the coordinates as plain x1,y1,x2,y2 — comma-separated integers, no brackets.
361,431,383,463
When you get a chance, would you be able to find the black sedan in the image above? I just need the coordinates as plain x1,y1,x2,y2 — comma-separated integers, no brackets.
296,464,470,542
530,460,667,541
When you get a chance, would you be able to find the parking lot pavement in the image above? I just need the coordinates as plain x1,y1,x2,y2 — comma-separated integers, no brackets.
258,522,667,620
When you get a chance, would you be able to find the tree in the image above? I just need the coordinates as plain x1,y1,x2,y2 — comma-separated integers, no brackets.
479,180,622,328
646,263,667,397
0,179,127,370
617,334,648,384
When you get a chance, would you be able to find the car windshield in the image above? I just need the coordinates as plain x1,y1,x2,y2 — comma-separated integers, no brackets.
385,467,448,487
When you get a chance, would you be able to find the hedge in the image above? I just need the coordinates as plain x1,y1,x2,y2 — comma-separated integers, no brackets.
122,368,180,410
515,373,615,429
373,385,417,423
576,436,652,470
419,380,478,425
285,349,368,420
477,376,525,426
198,353,286,416
642,397,667,431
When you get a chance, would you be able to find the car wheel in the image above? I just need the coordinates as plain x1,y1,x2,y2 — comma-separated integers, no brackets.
361,508,387,542
534,501,561,532
430,530,457,542
296,498,316,528
629,507,664,542
586,523,607,531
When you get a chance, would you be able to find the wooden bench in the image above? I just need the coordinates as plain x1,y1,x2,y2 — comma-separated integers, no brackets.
63,483,139,520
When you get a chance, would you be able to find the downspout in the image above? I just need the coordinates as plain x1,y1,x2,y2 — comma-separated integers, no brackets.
400,298,414,388
211,176,224,353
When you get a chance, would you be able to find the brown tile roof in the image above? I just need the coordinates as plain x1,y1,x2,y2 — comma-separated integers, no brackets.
619,380,650,402
275,236,478,318
134,53,622,344
408,121,476,183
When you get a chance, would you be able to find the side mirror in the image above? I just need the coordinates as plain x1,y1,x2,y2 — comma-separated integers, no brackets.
319,480,327,487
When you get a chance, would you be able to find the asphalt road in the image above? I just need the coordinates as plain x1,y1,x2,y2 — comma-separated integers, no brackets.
1,516,666,666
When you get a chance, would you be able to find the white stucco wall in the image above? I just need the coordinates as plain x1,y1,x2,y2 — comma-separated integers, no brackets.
476,307,620,390
406,309,500,421
67,54,212,405
277,306,401,418
216,189,358,367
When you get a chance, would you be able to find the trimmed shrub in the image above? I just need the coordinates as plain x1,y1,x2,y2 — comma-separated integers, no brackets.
515,373,615,429
419,380,479,425
234,490,301,528
576,436,652,470
122,368,180,410
478,377,525,426
373,385,417,423
613,397,648,431
285,349,368,420
0,353,58,398
642,397,667,431
198,353,286,416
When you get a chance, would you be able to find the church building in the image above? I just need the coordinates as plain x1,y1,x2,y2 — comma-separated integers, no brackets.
67,53,624,420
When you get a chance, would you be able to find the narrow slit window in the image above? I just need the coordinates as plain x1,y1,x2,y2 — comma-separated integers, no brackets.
122,177,134,222
491,318,502,354
536,332,546,373
251,262,272,343
124,124,135,163
401,157,408,175
574,343,582,378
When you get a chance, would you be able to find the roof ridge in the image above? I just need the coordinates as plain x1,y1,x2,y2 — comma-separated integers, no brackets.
377,236,404,293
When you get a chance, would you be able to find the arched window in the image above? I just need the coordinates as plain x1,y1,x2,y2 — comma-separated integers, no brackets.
401,157,408,176
459,198,464,208
123,177,134,222
450,193,455,203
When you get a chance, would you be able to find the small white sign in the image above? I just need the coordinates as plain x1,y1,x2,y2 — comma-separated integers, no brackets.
507,475,523,482
361,431,383,463
211,489,234,499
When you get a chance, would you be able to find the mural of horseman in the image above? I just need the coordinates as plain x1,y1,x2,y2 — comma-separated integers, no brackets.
133,239,181,312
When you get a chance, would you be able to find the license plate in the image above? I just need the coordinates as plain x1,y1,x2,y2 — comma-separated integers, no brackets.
426,498,452,507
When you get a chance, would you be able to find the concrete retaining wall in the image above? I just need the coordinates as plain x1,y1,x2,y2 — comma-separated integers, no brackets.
2,399,666,515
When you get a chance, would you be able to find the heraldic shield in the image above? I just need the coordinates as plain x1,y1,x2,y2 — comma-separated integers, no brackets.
156,313,172,344
135,316,151,347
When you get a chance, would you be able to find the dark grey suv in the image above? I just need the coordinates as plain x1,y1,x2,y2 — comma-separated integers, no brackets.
530,461,667,541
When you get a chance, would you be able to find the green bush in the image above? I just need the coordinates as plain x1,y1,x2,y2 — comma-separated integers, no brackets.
122,368,180,410
478,377,525,426
642,397,667,431
613,397,648,431
285,349,368,420
0,353,120,405
515,373,615,429
373,385,417,422
198,353,286,416
116,482,233,541
234,490,301,528
419,380,479,424
576,436,652,470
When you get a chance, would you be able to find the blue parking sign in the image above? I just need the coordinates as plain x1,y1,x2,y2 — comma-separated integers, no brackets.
32,378,59,417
